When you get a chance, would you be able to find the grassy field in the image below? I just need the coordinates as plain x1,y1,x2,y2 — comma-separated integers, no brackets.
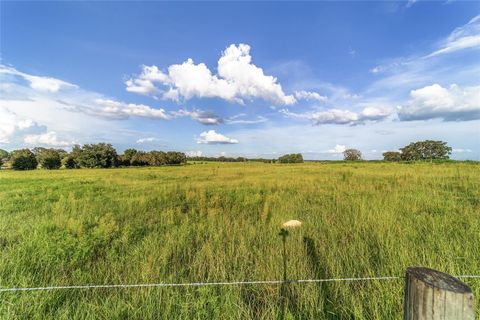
0,162,479,319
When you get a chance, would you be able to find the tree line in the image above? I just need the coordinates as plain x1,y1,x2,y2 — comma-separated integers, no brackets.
340,141,452,162
188,156,275,163
0,140,456,170
0,144,187,170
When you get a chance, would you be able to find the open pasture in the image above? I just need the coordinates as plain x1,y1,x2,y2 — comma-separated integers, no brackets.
0,162,479,319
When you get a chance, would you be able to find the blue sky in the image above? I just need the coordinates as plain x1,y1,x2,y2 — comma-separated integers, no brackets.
1,1,479,159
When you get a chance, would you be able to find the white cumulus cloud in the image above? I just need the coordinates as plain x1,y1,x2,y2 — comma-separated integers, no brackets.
398,84,480,121
24,131,74,147
196,130,239,144
126,44,296,106
185,150,203,157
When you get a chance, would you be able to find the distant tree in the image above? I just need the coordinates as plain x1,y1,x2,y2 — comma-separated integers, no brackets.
278,153,304,163
383,151,402,162
399,140,452,161
38,149,62,169
131,151,149,166
165,151,187,165
0,149,10,161
10,149,38,170
117,154,131,167
32,148,64,169
146,151,166,166
62,154,77,169
0,149,8,168
343,149,362,161
72,143,118,168
121,148,138,166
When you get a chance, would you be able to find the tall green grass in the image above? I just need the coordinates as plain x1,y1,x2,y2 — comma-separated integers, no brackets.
0,162,479,319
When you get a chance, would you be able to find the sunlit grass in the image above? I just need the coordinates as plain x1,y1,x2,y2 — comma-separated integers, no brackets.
0,162,479,319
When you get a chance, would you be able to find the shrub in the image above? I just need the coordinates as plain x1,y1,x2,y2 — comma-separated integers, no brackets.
62,155,77,169
383,151,402,161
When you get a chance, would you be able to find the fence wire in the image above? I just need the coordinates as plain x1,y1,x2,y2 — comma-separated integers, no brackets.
1,275,479,293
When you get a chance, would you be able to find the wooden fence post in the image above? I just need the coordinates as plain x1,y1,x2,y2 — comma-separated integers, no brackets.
404,267,475,320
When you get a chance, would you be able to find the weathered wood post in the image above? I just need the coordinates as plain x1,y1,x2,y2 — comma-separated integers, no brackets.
404,267,475,319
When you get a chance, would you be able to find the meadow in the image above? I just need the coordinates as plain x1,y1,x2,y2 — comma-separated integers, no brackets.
0,162,479,319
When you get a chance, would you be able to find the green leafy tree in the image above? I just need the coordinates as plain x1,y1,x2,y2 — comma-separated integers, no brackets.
147,151,167,166
72,143,118,168
343,149,362,161
400,140,452,161
165,151,187,165
33,148,64,169
10,149,38,170
382,151,402,162
131,151,149,166
39,149,62,169
278,153,304,163
119,148,138,166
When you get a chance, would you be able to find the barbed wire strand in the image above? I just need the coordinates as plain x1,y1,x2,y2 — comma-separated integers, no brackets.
1,275,479,293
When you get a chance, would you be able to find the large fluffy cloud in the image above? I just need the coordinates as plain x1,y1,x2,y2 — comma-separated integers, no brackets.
0,107,40,144
196,130,239,144
24,131,74,147
126,44,296,105
398,84,480,121
0,108,18,143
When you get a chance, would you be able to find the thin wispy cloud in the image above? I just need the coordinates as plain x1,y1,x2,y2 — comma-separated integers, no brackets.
172,109,223,125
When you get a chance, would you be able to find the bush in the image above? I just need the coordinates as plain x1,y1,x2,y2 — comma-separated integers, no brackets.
11,149,38,170
62,155,77,169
